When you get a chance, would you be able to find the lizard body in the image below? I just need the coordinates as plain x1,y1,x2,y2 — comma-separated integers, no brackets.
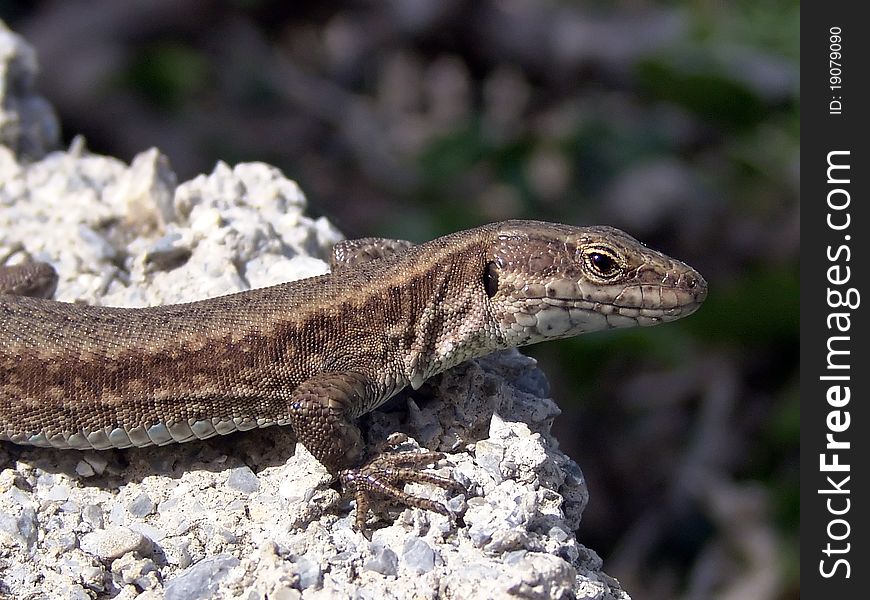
0,220,706,525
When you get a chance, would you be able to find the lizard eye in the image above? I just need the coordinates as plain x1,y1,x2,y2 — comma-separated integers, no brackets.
483,262,499,297
584,249,621,279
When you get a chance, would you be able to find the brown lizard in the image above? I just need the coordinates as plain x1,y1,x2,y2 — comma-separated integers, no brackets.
0,220,706,529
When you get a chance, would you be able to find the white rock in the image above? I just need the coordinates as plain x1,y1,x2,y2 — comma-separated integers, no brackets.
0,19,628,600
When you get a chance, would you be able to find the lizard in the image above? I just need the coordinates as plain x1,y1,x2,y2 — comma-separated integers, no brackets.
0,220,707,529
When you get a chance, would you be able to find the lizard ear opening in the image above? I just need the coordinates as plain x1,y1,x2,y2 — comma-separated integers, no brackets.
483,262,499,298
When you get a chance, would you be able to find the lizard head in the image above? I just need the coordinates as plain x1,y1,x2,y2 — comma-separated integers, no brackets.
483,220,707,347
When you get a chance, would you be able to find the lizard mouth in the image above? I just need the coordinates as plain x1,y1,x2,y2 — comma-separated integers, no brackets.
518,276,706,315
501,271,707,338
508,298,696,337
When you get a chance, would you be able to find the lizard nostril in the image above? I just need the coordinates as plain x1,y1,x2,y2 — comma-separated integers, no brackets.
683,270,708,302
682,270,702,290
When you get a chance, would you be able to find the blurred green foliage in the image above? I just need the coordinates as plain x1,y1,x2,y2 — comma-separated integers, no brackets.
122,43,210,111
687,267,799,345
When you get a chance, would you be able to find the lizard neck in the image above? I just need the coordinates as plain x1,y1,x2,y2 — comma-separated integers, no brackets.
365,228,500,389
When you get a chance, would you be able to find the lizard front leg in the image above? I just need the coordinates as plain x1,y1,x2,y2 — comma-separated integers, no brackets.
288,371,456,531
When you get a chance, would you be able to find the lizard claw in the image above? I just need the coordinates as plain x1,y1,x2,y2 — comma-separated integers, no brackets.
339,450,460,533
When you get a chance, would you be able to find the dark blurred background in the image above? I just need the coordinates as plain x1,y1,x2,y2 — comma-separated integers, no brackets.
1,1,799,598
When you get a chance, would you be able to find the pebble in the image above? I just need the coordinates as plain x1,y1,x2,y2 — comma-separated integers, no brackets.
402,538,436,574
163,555,240,600
79,526,150,560
15,507,38,549
128,492,156,518
293,556,322,590
226,466,260,493
82,504,105,529
364,546,399,576
75,461,95,477
475,440,505,481
113,553,159,587
45,531,78,552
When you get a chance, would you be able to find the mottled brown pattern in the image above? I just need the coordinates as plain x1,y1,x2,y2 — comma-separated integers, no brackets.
1,220,705,470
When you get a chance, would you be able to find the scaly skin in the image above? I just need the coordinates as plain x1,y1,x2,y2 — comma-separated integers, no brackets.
0,220,706,528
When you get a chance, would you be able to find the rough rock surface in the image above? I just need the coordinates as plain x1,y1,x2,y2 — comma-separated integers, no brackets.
0,21,630,600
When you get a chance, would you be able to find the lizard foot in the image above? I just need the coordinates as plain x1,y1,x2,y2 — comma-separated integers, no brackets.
339,449,459,533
